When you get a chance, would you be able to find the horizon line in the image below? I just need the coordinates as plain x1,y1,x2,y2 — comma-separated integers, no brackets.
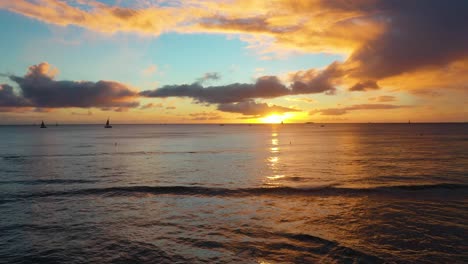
0,122,467,126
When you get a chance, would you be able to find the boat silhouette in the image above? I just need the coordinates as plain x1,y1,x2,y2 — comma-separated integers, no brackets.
105,118,112,128
40,121,47,128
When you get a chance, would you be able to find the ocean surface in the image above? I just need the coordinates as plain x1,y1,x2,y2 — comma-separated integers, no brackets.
0,123,467,263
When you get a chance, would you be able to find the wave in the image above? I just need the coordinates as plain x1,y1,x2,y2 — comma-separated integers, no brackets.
1,150,227,160
4,183,466,201
191,230,384,263
0,223,383,263
0,179,97,185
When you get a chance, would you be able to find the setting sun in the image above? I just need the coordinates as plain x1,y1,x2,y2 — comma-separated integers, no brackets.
261,114,285,124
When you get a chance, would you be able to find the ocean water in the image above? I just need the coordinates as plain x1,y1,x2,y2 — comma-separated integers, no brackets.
0,123,467,263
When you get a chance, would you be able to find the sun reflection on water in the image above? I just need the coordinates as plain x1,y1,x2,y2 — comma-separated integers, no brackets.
265,129,284,185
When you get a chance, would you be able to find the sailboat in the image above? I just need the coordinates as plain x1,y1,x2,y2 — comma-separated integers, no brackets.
105,118,112,128
40,121,47,128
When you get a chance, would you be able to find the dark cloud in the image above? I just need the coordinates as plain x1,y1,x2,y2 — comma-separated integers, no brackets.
349,80,379,92
290,62,341,95
141,76,292,104
310,104,408,116
3,63,139,109
71,110,93,116
218,100,299,116
347,0,468,80
196,72,221,84
33,107,53,113
0,84,30,107
140,71,335,116
140,103,163,109
140,72,339,107
189,111,222,121
201,16,300,34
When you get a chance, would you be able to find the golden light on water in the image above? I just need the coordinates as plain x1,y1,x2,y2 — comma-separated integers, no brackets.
265,130,285,184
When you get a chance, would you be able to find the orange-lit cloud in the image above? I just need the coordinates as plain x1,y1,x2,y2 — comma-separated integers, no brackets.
0,0,384,54
0,0,196,35
369,96,396,103
142,65,158,76
286,97,316,104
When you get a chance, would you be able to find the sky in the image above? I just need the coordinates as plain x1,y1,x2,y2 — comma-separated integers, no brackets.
0,0,467,124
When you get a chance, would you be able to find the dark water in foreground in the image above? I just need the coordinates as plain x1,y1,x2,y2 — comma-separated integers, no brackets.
0,124,467,263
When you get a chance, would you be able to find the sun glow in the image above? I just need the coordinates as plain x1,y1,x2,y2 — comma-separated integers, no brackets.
260,112,301,124
261,114,284,124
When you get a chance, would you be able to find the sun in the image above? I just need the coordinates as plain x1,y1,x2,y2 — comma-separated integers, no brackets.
261,114,284,124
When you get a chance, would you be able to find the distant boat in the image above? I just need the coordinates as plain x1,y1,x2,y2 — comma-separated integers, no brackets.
408,120,411,124
305,122,314,124
281,121,284,125
56,122,58,126
105,118,112,128
40,121,47,128
219,124,225,126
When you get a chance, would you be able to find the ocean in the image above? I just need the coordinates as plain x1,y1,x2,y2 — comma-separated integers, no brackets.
0,124,467,263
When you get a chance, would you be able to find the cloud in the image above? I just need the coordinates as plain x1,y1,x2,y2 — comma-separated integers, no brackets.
71,110,93,116
140,70,339,105
289,62,341,95
0,0,382,54
349,80,379,92
369,96,396,102
286,97,316,104
4,62,140,109
196,72,221,84
347,1,468,80
33,107,53,113
202,1,468,95
0,0,197,36
2,0,467,117
142,65,158,75
194,0,384,53
140,103,163,109
140,76,292,104
0,84,30,107
310,104,409,116
189,111,222,120
218,100,299,116
140,67,339,116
